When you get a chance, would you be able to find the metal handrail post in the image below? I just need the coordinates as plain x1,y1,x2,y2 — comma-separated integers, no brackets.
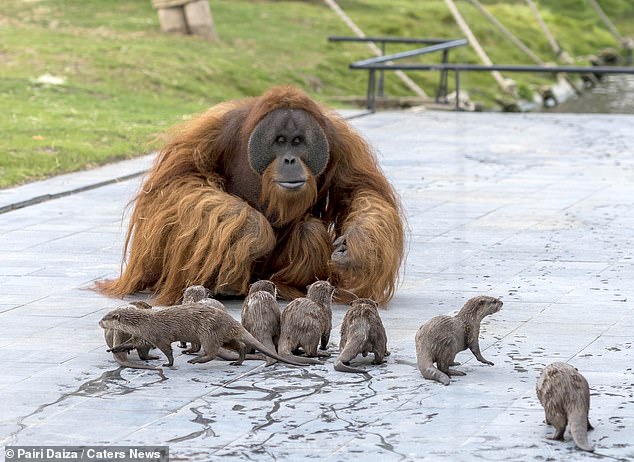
455,69,460,111
437,49,450,102
378,41,386,97
367,69,377,112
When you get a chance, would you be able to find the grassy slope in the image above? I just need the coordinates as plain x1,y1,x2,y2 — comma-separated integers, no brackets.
341,0,634,102
1,0,632,187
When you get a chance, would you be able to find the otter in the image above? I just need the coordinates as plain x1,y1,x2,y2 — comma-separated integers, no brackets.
241,280,281,366
182,285,213,305
415,295,502,385
536,362,594,452
179,284,226,354
241,280,319,366
100,304,310,367
102,301,161,371
278,280,335,358
334,298,388,374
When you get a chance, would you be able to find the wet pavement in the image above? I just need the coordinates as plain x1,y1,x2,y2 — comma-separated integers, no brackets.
1,110,633,461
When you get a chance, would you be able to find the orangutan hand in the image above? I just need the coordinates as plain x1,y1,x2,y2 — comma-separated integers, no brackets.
331,234,351,267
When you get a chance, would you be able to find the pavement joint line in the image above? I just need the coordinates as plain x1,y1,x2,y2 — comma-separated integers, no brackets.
0,170,147,215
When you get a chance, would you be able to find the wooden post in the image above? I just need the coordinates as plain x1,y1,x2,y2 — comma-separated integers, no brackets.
525,0,571,63
156,5,189,35
323,0,429,99
184,0,217,41
152,0,217,40
444,0,513,93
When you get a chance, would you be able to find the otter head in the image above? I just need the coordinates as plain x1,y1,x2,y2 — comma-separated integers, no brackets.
351,298,379,311
474,296,503,316
306,280,336,302
99,306,145,330
459,295,503,319
183,285,212,304
248,280,277,297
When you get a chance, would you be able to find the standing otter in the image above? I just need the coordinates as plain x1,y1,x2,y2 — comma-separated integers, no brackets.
334,298,388,374
179,284,226,354
182,285,213,304
241,280,281,366
241,280,320,366
536,362,594,452
415,296,502,385
278,280,335,358
100,304,310,367
102,301,161,371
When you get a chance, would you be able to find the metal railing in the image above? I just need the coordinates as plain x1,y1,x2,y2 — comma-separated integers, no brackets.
328,36,467,104
333,36,634,112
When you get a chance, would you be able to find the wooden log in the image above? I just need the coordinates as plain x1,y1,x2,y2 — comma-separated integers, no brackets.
184,0,217,41
152,0,191,8
156,6,189,35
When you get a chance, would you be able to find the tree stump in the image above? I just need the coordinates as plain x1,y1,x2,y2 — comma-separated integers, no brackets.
152,0,217,40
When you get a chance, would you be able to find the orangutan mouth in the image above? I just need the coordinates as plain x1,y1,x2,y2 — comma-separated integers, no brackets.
277,180,306,190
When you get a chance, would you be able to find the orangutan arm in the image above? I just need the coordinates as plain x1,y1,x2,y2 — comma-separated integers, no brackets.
330,190,404,306
323,111,405,306
97,176,276,304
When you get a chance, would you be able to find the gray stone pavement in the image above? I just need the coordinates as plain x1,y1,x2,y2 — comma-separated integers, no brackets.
1,110,633,461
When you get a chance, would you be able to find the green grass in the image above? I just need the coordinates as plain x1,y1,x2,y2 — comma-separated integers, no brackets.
1,0,633,187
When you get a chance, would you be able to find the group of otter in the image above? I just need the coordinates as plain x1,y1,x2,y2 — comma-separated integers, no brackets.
100,281,594,452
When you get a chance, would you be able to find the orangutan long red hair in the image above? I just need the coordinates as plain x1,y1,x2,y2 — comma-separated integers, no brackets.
97,86,404,306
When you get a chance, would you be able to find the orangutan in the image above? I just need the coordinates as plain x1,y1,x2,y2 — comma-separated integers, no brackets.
97,86,404,305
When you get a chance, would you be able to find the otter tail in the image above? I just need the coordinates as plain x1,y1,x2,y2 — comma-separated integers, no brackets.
112,352,163,372
421,367,450,386
417,353,450,385
334,359,368,374
255,336,278,366
334,337,367,374
569,410,594,452
243,330,318,366
260,335,319,365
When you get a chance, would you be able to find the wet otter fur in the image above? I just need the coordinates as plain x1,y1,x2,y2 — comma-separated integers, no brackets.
334,298,388,374
536,362,594,452
241,280,321,366
415,295,502,385
179,284,226,353
241,280,280,366
100,304,309,367
102,301,161,371
278,280,335,358
182,285,213,305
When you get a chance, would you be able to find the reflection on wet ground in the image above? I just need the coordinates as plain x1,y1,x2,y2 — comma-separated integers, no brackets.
547,75,634,114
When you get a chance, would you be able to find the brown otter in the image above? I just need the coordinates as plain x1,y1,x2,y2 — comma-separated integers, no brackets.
182,285,213,304
179,284,226,354
241,280,319,366
278,280,335,358
100,304,310,367
102,301,161,371
415,295,502,385
536,362,594,452
334,298,388,374
241,280,281,366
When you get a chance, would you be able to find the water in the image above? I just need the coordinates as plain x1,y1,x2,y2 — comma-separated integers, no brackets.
546,75,634,114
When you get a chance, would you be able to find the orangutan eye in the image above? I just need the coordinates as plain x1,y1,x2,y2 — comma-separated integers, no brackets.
292,136,302,145
276,135,286,144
